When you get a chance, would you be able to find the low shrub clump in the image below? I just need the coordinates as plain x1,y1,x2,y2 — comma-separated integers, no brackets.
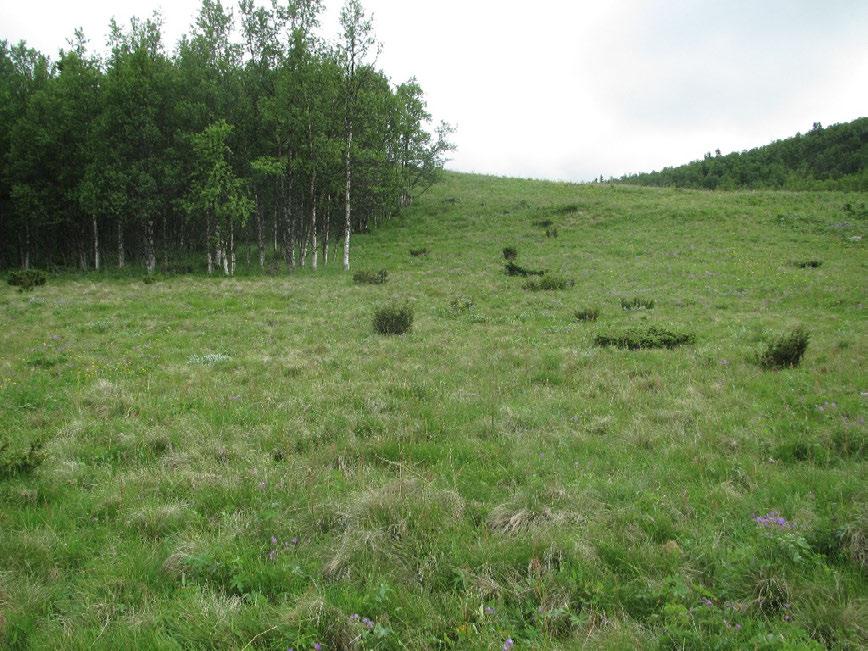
502,246,518,261
7,269,47,292
594,326,695,350
545,227,558,238
574,307,600,322
533,219,554,228
373,304,413,335
505,261,545,277
523,274,575,291
620,296,655,311
794,260,822,268
353,269,388,285
409,248,429,257
0,439,45,479
760,327,809,368
447,295,475,316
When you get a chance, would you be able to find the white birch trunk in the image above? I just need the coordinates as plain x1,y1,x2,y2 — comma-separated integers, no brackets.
93,216,100,271
343,124,353,272
145,219,156,274
117,221,125,269
310,172,318,271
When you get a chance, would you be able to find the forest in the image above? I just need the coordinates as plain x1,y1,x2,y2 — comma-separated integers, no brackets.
0,0,453,273
616,117,867,191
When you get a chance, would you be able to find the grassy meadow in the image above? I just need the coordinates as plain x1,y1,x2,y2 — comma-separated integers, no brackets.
1,172,866,649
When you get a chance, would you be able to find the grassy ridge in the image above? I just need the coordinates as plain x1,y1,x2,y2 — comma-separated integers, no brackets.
1,173,865,648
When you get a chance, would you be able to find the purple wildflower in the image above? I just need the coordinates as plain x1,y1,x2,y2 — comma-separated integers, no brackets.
291,536,300,546
484,606,495,615
271,535,278,546
753,511,792,528
701,598,713,608
735,623,742,630
503,638,514,651
350,613,360,621
267,549,277,561
313,644,321,651
361,617,374,630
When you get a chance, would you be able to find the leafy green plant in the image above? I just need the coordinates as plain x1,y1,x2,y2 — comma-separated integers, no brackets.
447,295,475,316
760,327,809,368
409,248,429,257
620,296,655,311
0,439,45,479
7,269,47,292
353,269,389,285
373,304,413,335
594,326,695,349
574,307,600,322
505,261,545,277
545,227,558,238
523,274,574,291
793,259,822,268
502,246,518,261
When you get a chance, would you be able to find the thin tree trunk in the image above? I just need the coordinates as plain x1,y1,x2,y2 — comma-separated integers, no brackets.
255,189,265,269
343,123,353,272
273,206,278,252
310,171,318,271
117,221,125,269
23,222,31,270
145,219,156,274
162,214,168,269
206,215,213,275
93,216,100,271
229,221,235,276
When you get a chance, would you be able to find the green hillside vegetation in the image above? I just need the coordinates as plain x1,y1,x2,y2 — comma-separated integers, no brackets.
617,117,867,191
2,172,865,649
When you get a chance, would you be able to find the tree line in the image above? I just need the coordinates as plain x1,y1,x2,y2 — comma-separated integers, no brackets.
614,118,866,191
0,0,453,273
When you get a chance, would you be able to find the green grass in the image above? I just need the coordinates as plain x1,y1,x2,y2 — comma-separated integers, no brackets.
1,172,865,649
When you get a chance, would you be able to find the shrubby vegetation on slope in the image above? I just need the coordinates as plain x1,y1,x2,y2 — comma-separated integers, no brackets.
617,117,867,191
0,0,453,273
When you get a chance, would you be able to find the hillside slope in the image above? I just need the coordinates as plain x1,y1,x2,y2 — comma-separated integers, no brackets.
1,173,865,648
617,117,867,191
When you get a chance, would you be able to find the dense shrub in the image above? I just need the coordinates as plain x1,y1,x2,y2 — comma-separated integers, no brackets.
142,275,159,284
533,219,554,228
523,274,575,291
373,304,413,335
447,295,475,316
7,269,47,292
574,307,600,322
545,227,558,238
409,248,429,257
794,260,822,268
353,269,388,285
505,261,545,277
502,246,518,261
594,326,696,350
620,296,655,311
0,439,44,479
760,327,809,368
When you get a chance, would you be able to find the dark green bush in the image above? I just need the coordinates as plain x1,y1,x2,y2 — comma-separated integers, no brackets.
523,274,575,291
620,296,655,311
505,261,545,277
373,304,413,335
533,219,554,228
142,275,158,284
7,269,47,292
0,439,45,480
594,326,696,350
502,246,518,261
760,327,809,369
353,269,388,285
794,260,822,268
447,295,475,316
409,248,429,257
545,227,558,238
574,307,600,322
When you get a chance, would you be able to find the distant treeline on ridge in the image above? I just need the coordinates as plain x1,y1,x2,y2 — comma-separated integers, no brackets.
615,117,866,191
0,0,454,273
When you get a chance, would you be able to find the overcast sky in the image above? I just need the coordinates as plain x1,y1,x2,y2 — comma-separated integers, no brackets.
2,0,867,181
